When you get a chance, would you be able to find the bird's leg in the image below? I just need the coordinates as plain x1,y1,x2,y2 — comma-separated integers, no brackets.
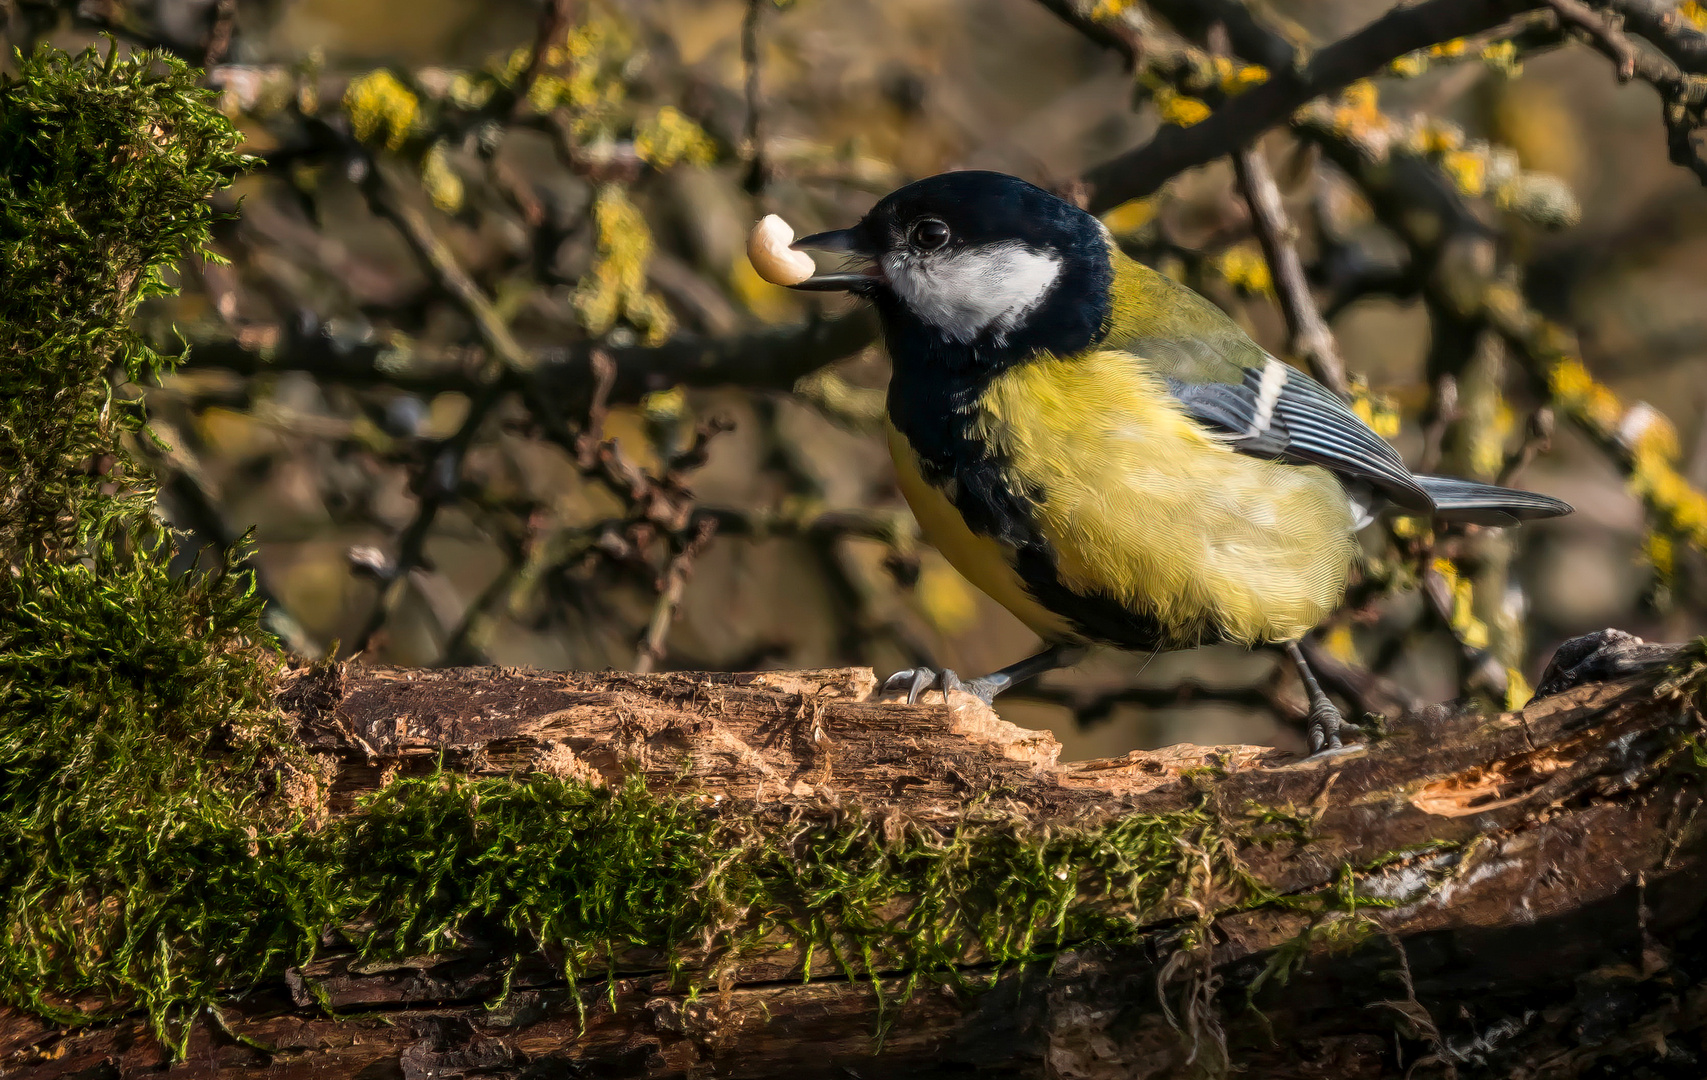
1285,640,1360,753
883,644,1085,706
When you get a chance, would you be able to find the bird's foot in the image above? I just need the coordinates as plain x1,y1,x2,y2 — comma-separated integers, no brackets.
1307,700,1364,755
881,667,997,705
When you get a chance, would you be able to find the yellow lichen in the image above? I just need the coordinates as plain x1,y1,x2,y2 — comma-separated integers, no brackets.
420,142,464,213
1548,357,1623,432
1683,1,1707,30
1213,243,1273,296
1645,532,1676,581
1211,56,1268,94
729,253,797,323
1390,39,1467,78
1389,53,1430,79
1390,515,1429,540
1349,379,1401,441
1100,197,1157,236
1153,85,1211,127
1441,149,1486,197
634,106,716,168
1548,360,1707,552
344,70,418,151
1322,623,1359,664
1328,81,1384,138
518,16,632,137
448,71,496,111
1465,396,1514,481
574,184,673,344
1505,667,1533,710
1480,40,1522,76
1433,557,1491,651
1408,120,1465,156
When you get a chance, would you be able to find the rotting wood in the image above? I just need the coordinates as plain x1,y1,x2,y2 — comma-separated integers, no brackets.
4,629,1707,1079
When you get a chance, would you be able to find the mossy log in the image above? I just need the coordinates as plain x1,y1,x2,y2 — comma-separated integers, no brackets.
5,630,1707,1079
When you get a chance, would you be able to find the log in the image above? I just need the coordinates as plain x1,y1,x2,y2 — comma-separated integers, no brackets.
4,630,1706,1079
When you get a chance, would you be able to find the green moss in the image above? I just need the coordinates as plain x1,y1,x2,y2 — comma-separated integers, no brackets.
4,733,1287,1053
0,42,246,558
0,532,295,1044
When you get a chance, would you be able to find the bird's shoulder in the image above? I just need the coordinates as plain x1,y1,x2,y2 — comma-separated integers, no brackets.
1082,248,1433,511
1095,251,1269,383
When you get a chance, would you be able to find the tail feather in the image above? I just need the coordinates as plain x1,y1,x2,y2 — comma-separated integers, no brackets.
1416,475,1573,526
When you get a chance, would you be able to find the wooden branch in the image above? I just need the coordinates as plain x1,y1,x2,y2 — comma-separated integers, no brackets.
173,308,879,411
1232,142,1351,396
6,631,1706,1078
1081,0,1538,214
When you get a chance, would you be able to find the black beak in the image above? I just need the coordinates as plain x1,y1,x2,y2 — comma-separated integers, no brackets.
787,227,881,292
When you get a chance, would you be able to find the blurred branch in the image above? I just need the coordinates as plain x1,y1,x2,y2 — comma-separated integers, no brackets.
133,423,322,658
517,0,577,100
1232,142,1350,396
1076,0,1537,213
634,515,716,672
349,381,506,658
1031,0,1151,69
1606,0,1707,72
740,0,770,195
176,309,879,409
698,504,918,547
355,158,535,377
1564,1,1707,184
201,0,235,67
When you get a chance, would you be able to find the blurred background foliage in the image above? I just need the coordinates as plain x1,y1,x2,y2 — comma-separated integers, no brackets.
6,0,1706,759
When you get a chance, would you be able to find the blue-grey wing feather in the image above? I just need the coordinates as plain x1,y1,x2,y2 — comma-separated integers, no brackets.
1123,333,1434,511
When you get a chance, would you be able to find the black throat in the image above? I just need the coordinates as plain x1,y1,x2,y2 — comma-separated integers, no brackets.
878,238,1112,483
878,240,1111,552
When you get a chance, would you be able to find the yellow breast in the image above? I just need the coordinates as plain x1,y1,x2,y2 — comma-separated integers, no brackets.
971,350,1359,646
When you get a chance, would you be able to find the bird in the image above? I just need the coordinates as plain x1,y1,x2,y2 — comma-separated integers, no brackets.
782,170,1571,753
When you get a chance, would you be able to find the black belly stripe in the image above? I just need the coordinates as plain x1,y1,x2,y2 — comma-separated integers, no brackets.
884,320,1228,654
1013,547,1226,652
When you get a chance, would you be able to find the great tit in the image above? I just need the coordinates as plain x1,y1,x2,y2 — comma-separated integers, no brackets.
787,171,1571,752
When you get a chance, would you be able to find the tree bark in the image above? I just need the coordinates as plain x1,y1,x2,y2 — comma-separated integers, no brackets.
4,630,1705,1079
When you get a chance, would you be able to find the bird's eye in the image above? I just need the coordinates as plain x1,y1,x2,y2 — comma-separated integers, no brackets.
910,218,950,252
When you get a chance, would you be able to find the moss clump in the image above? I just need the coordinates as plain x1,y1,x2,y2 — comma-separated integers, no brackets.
0,536,295,1045
0,42,246,558
5,748,1278,1053
0,42,284,1053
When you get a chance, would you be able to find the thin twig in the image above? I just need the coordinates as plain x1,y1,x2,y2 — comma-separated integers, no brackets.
1232,142,1350,396
1548,0,1637,79
355,158,534,375
741,0,771,196
202,0,236,67
633,515,718,673
517,0,576,105
349,381,507,658
1496,406,1555,487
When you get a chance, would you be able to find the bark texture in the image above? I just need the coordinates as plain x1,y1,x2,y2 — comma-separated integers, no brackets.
5,630,1707,1079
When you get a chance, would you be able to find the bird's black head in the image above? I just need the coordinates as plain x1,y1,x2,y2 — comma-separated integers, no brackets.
790,171,1113,372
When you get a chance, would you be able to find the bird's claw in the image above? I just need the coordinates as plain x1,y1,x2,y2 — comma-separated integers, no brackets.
1307,701,1362,755
881,666,992,705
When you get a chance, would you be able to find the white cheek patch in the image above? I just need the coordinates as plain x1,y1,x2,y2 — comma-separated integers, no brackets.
883,242,1063,344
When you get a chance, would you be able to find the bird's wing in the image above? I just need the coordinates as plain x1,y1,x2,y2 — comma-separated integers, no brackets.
1115,333,1434,513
